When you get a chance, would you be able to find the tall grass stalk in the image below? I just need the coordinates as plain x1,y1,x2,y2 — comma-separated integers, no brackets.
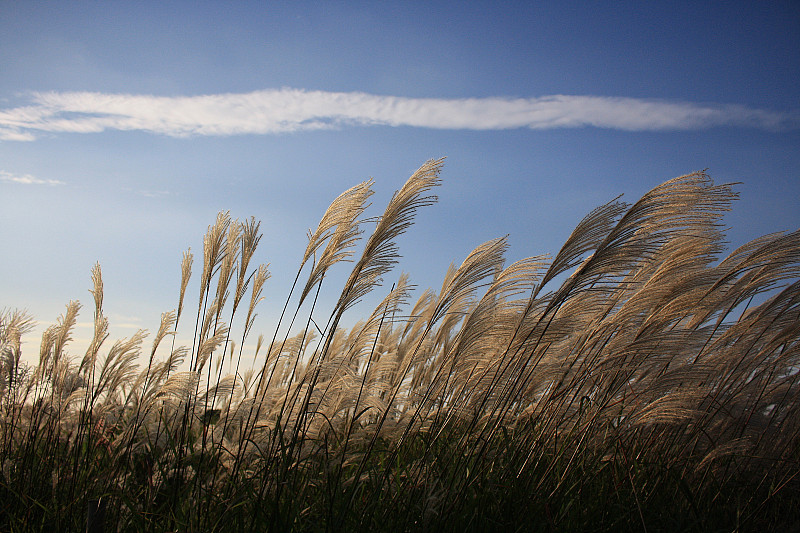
1,159,799,532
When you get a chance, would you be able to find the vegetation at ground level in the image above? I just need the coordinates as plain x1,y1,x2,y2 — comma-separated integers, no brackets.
1,159,799,531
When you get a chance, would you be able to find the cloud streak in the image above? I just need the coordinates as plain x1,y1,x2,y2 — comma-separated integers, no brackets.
0,170,64,185
0,88,796,141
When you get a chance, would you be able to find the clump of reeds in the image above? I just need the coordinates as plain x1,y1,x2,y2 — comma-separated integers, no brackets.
1,158,799,532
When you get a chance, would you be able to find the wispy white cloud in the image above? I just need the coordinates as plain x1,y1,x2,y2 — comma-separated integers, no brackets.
137,190,171,198
0,88,796,141
0,170,65,185
121,186,171,198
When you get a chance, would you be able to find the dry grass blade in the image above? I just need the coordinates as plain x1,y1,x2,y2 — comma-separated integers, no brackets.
554,172,736,304
300,180,374,306
541,195,628,289
94,330,146,400
151,311,177,357
199,211,232,307
51,301,81,376
334,158,442,316
177,249,194,323
301,180,375,268
233,217,263,312
244,264,271,337
196,324,230,374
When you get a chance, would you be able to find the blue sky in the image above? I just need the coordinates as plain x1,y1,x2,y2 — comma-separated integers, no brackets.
2,1,799,361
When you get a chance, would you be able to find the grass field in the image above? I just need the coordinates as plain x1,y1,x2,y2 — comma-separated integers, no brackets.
2,159,799,531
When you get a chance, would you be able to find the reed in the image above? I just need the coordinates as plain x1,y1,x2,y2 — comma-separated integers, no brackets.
1,159,798,531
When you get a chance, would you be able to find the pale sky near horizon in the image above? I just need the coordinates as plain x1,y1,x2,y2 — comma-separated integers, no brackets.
2,1,799,364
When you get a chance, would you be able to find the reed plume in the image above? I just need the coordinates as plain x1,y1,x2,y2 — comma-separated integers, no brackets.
1,162,798,532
